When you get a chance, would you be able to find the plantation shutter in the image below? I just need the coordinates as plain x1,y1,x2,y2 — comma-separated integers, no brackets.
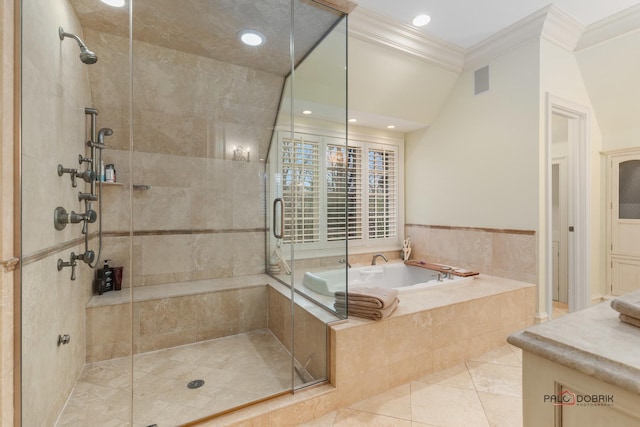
326,144,363,241
281,138,320,243
367,146,397,239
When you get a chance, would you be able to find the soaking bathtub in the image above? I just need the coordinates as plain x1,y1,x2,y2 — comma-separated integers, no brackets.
302,262,474,296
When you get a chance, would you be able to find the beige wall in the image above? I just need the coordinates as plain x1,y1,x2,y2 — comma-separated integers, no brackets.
348,36,459,125
20,0,95,425
405,39,541,231
576,29,640,152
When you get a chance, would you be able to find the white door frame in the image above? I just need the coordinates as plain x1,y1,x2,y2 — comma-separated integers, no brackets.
545,94,591,316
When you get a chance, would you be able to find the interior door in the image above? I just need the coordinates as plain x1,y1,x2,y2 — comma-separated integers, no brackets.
609,151,640,295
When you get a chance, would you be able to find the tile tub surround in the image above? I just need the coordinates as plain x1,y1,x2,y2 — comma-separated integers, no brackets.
195,274,535,426
406,224,537,284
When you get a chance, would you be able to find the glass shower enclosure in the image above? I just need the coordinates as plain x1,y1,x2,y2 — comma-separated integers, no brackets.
19,0,347,425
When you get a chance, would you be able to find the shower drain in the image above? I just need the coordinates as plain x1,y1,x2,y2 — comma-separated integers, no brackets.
187,379,205,389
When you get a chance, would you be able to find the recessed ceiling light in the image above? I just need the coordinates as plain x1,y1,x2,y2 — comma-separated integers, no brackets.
302,110,312,115
348,118,357,123
100,0,125,6
239,29,265,47
412,14,431,27
386,125,396,129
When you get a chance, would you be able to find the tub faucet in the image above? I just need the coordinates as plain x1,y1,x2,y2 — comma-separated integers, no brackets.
371,254,388,265
338,259,351,268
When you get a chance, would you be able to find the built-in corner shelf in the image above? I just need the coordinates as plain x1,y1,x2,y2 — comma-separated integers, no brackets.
98,181,124,186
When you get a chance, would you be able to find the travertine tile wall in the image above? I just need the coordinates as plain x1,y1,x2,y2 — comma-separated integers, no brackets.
84,29,283,288
268,286,327,380
20,2,96,425
406,224,537,284
87,285,268,362
329,284,536,408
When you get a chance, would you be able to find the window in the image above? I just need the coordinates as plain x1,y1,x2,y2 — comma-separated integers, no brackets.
277,132,401,251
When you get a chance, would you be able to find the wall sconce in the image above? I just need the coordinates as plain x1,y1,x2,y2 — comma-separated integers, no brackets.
233,146,250,162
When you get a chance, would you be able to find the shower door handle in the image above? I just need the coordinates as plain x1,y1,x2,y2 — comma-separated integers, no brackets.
273,198,284,239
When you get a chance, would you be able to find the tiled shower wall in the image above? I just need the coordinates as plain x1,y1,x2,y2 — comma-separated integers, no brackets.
406,224,537,284
20,2,95,426
83,29,284,288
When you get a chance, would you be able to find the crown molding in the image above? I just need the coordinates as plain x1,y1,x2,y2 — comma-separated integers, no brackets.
577,4,640,51
348,7,465,73
541,5,584,51
464,6,547,71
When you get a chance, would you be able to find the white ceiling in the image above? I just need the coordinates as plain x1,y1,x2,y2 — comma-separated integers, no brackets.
356,0,640,48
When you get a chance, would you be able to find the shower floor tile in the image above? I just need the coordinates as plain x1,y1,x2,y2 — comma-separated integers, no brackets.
56,329,299,427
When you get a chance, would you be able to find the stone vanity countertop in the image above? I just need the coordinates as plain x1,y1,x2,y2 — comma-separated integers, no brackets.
508,300,640,395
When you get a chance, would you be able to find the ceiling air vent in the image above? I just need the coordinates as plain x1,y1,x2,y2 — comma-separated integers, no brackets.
474,65,489,95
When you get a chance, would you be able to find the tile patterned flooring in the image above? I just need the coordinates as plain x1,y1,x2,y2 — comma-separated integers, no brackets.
57,329,302,427
301,344,524,427
57,331,524,427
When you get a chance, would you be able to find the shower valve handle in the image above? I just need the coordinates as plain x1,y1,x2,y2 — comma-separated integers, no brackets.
57,252,77,281
78,154,92,164
54,207,97,232
57,164,78,187
76,169,95,184
73,250,95,265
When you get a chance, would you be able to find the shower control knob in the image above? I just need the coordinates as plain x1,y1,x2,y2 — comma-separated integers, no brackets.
76,169,95,183
78,154,91,164
58,164,78,187
73,250,95,265
57,252,77,281
57,334,71,346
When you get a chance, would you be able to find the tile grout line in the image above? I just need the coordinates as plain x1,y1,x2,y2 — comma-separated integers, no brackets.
465,360,493,427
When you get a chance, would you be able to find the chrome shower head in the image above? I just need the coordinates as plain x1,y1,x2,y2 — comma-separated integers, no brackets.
59,26,98,64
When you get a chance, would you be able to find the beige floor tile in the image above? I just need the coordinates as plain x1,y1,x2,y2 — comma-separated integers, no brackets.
413,363,476,390
507,344,523,363
333,408,412,426
411,382,489,427
477,391,523,427
349,384,412,420
470,345,522,367
298,411,338,427
466,361,522,398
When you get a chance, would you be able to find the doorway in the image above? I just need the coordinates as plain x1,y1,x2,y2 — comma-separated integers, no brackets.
551,115,569,316
546,95,591,317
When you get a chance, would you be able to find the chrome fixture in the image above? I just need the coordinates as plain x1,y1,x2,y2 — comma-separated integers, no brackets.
338,258,351,268
440,266,453,280
73,250,96,265
57,164,95,187
87,127,112,150
58,26,98,64
78,192,98,202
133,184,151,191
53,206,97,233
57,252,77,280
57,334,71,346
371,253,388,265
